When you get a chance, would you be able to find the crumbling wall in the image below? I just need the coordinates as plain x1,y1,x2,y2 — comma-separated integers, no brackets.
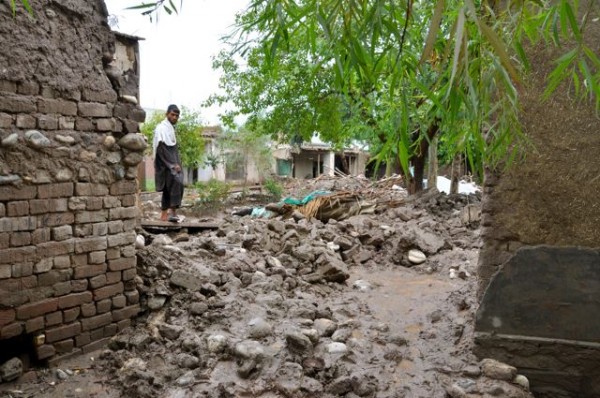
0,0,145,363
476,7,600,396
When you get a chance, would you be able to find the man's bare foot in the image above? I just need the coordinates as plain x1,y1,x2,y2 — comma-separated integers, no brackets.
160,210,168,221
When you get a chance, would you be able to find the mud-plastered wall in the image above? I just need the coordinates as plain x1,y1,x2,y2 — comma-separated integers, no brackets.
0,0,145,362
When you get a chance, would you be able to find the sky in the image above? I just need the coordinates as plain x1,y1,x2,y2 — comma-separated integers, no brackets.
104,0,248,124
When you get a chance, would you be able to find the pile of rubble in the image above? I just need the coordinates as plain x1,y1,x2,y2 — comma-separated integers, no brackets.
0,178,532,398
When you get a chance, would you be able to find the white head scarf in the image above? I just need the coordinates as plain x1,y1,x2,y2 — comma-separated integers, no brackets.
152,118,177,156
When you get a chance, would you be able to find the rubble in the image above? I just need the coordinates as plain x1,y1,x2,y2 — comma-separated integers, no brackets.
0,176,533,398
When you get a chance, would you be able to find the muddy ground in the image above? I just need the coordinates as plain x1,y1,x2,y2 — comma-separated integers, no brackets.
0,176,533,398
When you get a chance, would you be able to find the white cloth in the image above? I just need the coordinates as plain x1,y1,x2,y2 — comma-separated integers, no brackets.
152,118,177,156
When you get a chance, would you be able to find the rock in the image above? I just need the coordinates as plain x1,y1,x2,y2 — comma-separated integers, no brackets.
158,323,184,340
445,383,467,398
206,334,227,353
55,369,69,380
177,353,200,369
189,302,209,315
79,150,97,162
301,328,320,344
331,328,352,342
0,175,21,185
55,135,75,145
24,130,51,149
513,374,530,390
176,370,195,386
152,235,173,246
286,331,313,353
352,279,371,292
247,317,272,339
123,152,144,166
328,376,353,395
135,234,145,249
147,296,167,310
460,204,481,225
103,135,116,148
1,133,18,147
481,358,517,381
234,340,265,361
408,249,426,264
121,95,138,104
275,362,303,396
313,318,337,337
327,342,348,354
303,255,349,284
170,270,204,291
462,365,481,377
118,133,147,152
0,357,23,382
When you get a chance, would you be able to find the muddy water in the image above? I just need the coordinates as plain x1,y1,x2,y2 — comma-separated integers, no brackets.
346,266,471,397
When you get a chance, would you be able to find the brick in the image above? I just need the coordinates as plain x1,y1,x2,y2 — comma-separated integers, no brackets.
58,117,75,129
75,237,107,253
0,309,16,327
89,251,106,264
25,316,44,333
108,257,135,272
54,339,75,354
2,216,37,232
45,322,81,343
0,95,37,113
72,279,88,292
0,264,7,278
38,270,71,287
75,117,94,131
37,98,77,115
81,312,112,331
106,248,120,260
110,181,137,196
34,258,53,274
0,233,8,249
37,240,75,257
112,295,126,309
106,271,122,284
0,203,4,217
78,102,111,117
73,264,106,279
17,81,39,95
112,304,140,322
81,303,96,318
53,281,72,296
104,324,118,338
92,223,108,236
82,337,110,354
0,112,12,128
75,183,109,197
7,201,29,217
1,322,23,339
94,282,124,301
16,114,36,128
109,207,138,220
75,332,90,347
72,254,88,266
68,197,86,211
38,183,74,199
58,292,93,309
121,245,135,258
86,197,104,211
103,197,121,208
32,228,51,244
76,211,108,224
21,275,37,289
91,328,103,342
30,199,69,215
45,311,63,326
124,290,139,305
0,246,36,264
16,298,58,320
129,107,146,123
52,225,73,241
81,89,117,103
74,224,92,238
122,218,136,232
96,118,115,131
122,268,136,282
107,221,123,234
10,232,31,247
107,232,135,248
38,115,58,130
0,186,36,201
89,274,106,289
63,307,80,323
36,344,55,360
39,214,74,231
0,291,28,308
0,80,17,92
96,299,112,314
53,255,71,269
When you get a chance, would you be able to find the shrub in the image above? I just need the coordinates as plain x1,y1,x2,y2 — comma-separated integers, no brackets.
264,178,283,200
193,179,231,210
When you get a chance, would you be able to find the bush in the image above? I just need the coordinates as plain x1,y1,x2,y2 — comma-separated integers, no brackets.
264,178,283,200
193,179,231,209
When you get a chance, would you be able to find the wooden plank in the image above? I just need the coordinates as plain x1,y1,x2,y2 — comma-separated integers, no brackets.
140,220,220,232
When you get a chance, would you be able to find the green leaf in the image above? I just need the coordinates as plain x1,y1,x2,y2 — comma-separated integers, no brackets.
562,1,581,41
419,0,445,66
126,3,158,10
448,8,466,92
21,0,33,15
478,19,520,83
543,47,578,99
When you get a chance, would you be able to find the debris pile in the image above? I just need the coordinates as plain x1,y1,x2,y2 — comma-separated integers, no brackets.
0,177,533,398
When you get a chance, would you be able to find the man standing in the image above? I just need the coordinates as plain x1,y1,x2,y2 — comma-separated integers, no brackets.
153,104,184,222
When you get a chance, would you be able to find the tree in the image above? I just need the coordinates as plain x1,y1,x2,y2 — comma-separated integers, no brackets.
140,107,206,183
128,1,600,191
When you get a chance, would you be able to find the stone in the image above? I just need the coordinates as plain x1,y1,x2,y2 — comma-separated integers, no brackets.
352,279,371,292
314,318,337,337
55,368,69,380
147,296,167,310
118,133,147,152
331,328,352,342
513,374,530,390
1,133,18,147
234,340,265,360
206,334,227,353
135,234,145,249
408,249,426,264
189,302,209,315
121,95,138,104
0,357,23,382
55,135,75,145
103,135,116,148
445,383,467,398
286,331,313,353
326,342,348,354
0,175,21,185
247,317,272,339
177,353,200,369
158,323,183,340
24,130,51,149
481,358,517,381
123,152,143,166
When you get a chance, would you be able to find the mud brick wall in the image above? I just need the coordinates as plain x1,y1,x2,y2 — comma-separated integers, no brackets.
0,0,144,362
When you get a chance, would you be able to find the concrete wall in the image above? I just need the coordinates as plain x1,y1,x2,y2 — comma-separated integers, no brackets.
0,0,144,363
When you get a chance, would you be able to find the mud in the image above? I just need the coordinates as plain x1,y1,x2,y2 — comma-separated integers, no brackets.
0,177,533,398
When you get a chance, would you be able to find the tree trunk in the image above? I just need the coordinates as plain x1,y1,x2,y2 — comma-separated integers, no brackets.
427,136,438,190
450,153,462,194
408,123,439,194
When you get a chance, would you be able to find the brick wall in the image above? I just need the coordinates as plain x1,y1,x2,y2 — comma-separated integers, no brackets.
0,0,144,362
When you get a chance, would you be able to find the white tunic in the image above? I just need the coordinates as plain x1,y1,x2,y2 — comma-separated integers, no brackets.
152,118,177,156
